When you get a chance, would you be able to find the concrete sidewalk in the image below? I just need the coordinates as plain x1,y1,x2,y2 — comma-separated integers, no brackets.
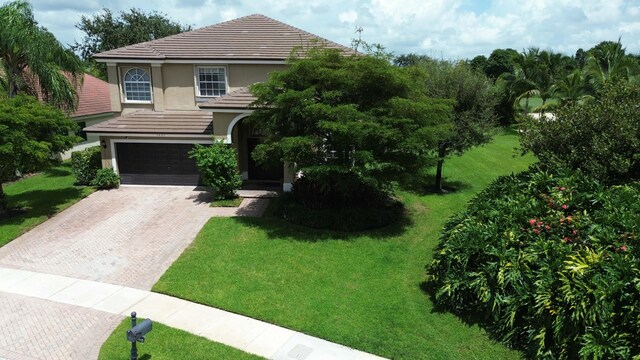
0,267,385,360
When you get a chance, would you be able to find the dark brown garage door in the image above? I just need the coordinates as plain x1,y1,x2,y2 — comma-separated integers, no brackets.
116,143,200,185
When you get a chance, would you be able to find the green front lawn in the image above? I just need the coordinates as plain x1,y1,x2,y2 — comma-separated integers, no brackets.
0,163,93,247
99,319,263,360
153,132,536,359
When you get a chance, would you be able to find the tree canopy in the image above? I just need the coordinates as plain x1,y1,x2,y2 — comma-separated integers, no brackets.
519,81,640,184
412,58,497,191
73,8,192,78
0,95,79,212
249,48,453,207
0,0,83,110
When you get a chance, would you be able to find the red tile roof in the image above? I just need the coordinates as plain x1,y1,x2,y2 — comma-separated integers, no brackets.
94,14,354,61
199,87,256,110
84,110,213,135
73,74,113,118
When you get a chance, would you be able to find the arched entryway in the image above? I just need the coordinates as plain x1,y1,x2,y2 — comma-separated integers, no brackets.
227,114,283,183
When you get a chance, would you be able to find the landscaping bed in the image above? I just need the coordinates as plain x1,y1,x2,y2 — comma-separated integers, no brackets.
152,132,535,359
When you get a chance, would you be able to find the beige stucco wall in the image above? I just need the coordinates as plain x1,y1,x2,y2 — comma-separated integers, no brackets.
109,63,286,112
162,64,198,110
227,64,286,91
106,64,122,113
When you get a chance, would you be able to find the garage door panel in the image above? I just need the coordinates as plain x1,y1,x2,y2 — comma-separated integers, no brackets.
116,143,201,185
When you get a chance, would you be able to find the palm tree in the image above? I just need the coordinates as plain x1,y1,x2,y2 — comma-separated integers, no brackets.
584,40,640,92
550,69,593,106
0,0,83,110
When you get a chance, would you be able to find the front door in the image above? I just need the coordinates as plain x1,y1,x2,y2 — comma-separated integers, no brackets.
246,138,283,181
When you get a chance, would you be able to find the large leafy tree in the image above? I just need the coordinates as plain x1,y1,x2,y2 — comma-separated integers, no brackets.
0,96,79,213
0,0,83,110
73,8,192,78
413,58,497,192
249,48,453,207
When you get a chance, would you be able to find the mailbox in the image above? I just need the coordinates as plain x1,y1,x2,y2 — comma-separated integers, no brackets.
126,319,152,343
126,312,152,360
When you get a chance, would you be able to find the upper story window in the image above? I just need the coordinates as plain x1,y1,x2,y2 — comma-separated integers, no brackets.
123,68,152,102
197,67,227,97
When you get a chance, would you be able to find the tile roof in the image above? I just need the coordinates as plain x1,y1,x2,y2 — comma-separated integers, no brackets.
84,110,213,135
73,74,113,118
199,87,256,110
94,14,354,61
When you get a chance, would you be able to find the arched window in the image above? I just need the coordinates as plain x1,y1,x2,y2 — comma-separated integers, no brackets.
123,68,152,101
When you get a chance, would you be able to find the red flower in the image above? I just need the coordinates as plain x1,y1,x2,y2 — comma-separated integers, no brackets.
529,219,536,225
620,245,628,251
572,230,578,235
533,229,541,234
563,237,571,243
561,204,568,210
545,225,551,230
560,187,566,191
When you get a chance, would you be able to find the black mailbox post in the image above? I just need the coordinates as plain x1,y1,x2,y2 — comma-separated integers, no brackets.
126,312,152,360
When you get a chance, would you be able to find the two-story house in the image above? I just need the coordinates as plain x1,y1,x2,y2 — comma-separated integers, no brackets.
85,14,352,191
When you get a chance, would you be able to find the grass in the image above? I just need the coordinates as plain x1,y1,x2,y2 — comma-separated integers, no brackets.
211,197,244,207
153,132,536,359
98,319,263,360
518,96,558,111
0,163,94,247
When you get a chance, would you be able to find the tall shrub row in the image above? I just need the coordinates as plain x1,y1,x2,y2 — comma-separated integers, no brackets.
426,169,640,358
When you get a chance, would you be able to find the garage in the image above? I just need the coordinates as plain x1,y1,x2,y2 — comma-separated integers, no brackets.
115,143,201,185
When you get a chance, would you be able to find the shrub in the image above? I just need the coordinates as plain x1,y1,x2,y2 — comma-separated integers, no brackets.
70,146,102,185
426,168,640,359
189,142,242,200
292,167,392,209
91,168,120,189
519,81,640,184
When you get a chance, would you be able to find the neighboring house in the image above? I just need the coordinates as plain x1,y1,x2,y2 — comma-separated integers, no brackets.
84,14,352,191
60,74,116,160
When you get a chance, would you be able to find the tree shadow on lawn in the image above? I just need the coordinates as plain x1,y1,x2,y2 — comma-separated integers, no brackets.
417,280,509,345
232,202,413,242
399,173,473,195
1,187,88,225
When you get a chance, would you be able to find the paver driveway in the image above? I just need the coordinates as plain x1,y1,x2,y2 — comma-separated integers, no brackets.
0,186,229,289
0,186,235,289
0,186,268,360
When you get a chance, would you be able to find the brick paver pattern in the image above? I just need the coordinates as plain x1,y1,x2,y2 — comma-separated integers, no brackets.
0,186,269,360
0,187,265,290
0,292,122,360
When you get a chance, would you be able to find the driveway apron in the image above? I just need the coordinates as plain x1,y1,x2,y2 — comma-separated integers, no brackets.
0,186,226,289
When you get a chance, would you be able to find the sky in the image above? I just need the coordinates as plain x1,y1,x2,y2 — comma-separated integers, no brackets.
29,0,640,60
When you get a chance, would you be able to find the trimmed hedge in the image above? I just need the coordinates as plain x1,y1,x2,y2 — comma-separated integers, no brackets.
91,168,120,189
426,168,640,359
71,146,102,185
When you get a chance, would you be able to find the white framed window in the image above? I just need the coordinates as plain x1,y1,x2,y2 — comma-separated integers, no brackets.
196,66,227,97
123,68,152,102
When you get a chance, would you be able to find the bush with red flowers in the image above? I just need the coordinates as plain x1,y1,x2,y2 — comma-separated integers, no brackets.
426,167,640,359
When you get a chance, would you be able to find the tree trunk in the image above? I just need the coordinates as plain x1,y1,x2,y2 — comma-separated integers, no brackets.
434,144,446,193
0,182,7,215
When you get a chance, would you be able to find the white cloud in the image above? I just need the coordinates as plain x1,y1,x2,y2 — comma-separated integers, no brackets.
338,10,358,23
26,0,640,59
